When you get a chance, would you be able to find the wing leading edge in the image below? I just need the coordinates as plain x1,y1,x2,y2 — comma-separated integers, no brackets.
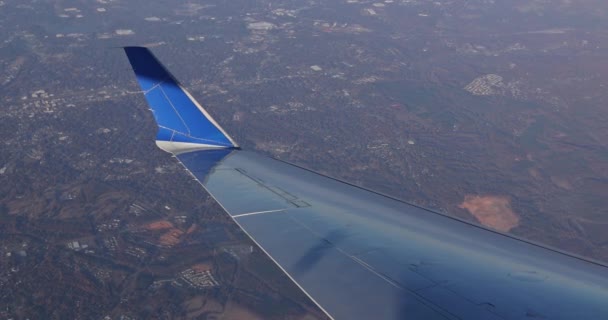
124,47,608,320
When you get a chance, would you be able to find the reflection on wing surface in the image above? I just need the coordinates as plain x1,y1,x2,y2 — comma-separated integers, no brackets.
180,150,608,320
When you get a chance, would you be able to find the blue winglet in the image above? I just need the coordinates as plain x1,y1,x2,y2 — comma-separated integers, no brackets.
124,47,238,153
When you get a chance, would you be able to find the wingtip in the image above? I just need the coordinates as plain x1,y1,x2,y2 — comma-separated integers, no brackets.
124,46,240,152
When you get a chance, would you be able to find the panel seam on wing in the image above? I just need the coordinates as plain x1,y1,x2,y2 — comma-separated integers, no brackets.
158,84,191,136
142,79,167,95
232,209,286,218
156,125,231,147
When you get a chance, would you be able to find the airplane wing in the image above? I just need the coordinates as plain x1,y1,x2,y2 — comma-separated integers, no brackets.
123,47,608,320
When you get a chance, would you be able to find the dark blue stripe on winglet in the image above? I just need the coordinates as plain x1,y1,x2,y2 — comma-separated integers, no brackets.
124,46,235,147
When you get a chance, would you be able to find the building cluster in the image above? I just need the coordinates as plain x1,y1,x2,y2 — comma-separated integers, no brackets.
464,74,504,96
178,268,220,289
97,219,121,232
103,236,118,252
124,246,147,259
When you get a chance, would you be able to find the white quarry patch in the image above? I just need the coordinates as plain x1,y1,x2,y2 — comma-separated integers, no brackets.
310,65,323,71
145,16,162,22
187,36,205,41
110,158,134,164
142,41,166,47
115,29,135,36
247,21,276,30
354,76,382,84
31,89,48,98
364,8,377,15
272,9,296,17
528,28,571,34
